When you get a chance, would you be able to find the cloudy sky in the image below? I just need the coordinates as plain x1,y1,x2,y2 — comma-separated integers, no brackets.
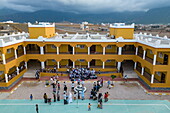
1,0,170,13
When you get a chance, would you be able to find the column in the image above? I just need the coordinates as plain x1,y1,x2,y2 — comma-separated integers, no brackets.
73,61,75,68
88,62,90,68
141,67,144,75
16,67,19,75
57,61,60,69
102,62,105,69
40,47,44,55
41,62,45,69
135,47,138,55
57,47,59,55
118,47,122,55
88,47,90,55
5,74,8,83
73,47,75,55
25,62,27,69
2,54,6,64
117,62,121,72
103,47,105,55
153,54,157,65
143,50,146,59
14,49,17,59
23,46,26,55
151,74,155,84
134,62,137,69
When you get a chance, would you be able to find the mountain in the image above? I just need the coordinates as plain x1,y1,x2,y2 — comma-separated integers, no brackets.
0,8,20,16
0,7,170,24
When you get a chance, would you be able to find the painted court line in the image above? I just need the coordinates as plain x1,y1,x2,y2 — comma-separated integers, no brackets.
0,103,170,110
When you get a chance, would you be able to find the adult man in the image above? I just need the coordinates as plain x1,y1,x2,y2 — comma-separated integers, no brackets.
35,104,39,113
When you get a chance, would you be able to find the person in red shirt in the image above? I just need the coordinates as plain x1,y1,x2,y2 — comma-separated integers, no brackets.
104,92,109,102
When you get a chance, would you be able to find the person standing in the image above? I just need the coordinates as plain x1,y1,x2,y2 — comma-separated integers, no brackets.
107,80,111,89
88,103,91,111
57,91,60,101
68,92,73,103
43,93,48,103
53,93,56,102
57,83,60,90
71,82,74,92
35,104,39,113
64,85,67,93
30,94,33,100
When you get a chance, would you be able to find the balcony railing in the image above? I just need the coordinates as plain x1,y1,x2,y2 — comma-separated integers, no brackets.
6,56,15,63
26,51,40,54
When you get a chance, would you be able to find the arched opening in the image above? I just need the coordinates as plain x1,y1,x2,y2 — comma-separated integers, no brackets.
45,59,57,68
5,48,15,63
17,45,24,57
136,62,142,73
18,61,26,73
105,59,116,68
145,49,154,63
26,44,40,54
44,44,57,54
7,66,17,81
122,45,135,55
75,44,88,54
143,67,152,82
122,60,137,78
27,59,41,70
90,45,102,54
60,59,73,68
90,59,102,68
75,59,88,68
154,71,167,83
105,45,117,54
59,44,73,54
137,46,143,58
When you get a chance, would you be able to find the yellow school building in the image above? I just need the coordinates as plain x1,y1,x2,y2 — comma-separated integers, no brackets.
0,22,170,91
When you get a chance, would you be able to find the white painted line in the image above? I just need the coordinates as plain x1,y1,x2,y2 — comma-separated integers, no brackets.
0,103,169,111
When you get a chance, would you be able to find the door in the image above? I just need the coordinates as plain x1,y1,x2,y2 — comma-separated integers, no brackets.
163,54,168,65
90,45,96,54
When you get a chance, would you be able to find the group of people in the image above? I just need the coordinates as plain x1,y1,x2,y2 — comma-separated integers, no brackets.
69,67,97,81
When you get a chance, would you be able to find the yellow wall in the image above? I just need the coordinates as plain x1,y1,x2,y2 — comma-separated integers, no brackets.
59,45,68,53
46,60,57,66
105,60,116,66
60,59,68,65
5,49,14,59
45,45,57,53
29,27,55,39
95,60,102,66
96,45,102,53
75,61,87,66
75,45,88,53
110,28,134,39
106,45,117,53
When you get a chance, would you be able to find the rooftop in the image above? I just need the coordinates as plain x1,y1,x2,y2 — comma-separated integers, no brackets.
0,32,170,48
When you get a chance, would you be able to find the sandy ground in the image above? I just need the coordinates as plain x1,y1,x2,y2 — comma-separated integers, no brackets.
4,80,170,101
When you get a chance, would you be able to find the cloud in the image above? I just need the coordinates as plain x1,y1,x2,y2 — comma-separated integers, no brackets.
1,0,170,13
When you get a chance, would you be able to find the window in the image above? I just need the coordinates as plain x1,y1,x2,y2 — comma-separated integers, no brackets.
150,50,153,54
7,49,11,54
51,45,56,49
106,45,112,49
18,46,22,50
52,59,56,62
106,60,111,62
158,52,163,58
156,72,161,76
78,59,85,62
76,45,85,49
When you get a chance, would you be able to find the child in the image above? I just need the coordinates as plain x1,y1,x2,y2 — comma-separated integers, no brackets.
30,94,33,100
57,83,60,90
74,92,77,100
88,103,91,111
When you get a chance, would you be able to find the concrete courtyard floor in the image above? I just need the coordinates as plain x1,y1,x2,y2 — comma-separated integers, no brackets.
2,80,170,100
